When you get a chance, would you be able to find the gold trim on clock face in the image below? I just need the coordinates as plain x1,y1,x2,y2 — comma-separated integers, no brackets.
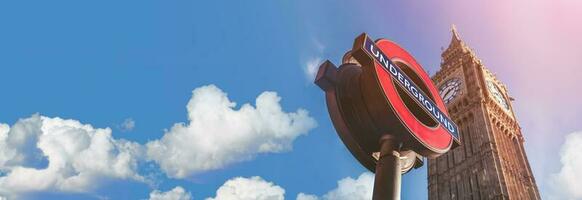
439,78,462,104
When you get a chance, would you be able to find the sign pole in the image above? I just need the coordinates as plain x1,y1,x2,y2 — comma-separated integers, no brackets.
373,135,401,200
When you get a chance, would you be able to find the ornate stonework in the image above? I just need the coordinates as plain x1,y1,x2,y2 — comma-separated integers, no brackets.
428,26,540,200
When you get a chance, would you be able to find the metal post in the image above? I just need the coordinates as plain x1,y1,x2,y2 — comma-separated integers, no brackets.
373,135,401,200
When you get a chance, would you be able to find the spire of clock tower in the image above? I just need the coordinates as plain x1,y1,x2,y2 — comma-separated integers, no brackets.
451,24,461,44
440,24,475,70
447,24,465,50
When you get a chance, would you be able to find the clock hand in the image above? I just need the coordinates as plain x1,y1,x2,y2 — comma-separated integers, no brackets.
442,87,454,99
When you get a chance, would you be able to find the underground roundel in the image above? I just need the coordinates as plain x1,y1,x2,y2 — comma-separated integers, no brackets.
350,33,461,156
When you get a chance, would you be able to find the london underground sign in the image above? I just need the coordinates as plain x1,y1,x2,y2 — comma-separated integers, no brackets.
353,34,460,152
315,33,460,199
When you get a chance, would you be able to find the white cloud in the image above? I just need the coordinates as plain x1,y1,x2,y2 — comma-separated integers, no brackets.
0,114,144,197
297,172,374,200
120,118,135,132
146,85,316,178
149,186,192,200
303,57,323,82
0,85,316,198
549,131,582,199
205,173,372,200
296,193,319,200
302,38,325,82
206,176,285,200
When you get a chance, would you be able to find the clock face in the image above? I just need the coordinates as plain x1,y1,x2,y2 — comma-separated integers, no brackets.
438,78,462,104
486,81,509,110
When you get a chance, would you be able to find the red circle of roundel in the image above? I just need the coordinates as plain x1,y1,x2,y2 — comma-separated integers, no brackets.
374,39,453,152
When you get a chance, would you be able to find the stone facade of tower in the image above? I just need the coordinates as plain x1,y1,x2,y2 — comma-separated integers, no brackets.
427,27,540,200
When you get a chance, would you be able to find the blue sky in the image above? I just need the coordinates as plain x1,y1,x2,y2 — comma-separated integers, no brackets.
2,1,581,200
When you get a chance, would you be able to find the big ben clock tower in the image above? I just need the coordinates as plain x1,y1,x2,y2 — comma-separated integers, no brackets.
428,26,541,200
